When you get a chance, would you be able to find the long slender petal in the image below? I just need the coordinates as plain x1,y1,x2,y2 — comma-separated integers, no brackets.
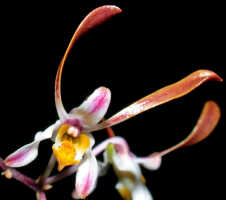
88,70,222,131
55,5,122,120
72,150,98,199
70,87,111,127
159,101,221,156
5,124,55,167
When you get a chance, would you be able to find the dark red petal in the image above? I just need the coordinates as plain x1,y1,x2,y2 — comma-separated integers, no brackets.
91,70,222,131
55,6,122,120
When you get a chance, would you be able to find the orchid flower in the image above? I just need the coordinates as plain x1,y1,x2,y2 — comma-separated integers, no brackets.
4,5,121,171
95,100,220,200
1,5,223,200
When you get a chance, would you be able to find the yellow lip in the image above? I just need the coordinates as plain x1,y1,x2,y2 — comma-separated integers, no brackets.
52,124,90,171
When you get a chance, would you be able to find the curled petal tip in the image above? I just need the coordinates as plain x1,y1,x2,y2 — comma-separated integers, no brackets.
184,100,221,147
55,5,121,120
91,70,222,131
198,69,223,82
102,5,122,13
159,100,221,156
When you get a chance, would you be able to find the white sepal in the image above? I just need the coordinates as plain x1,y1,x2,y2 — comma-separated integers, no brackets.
4,124,55,168
72,149,98,199
70,87,111,127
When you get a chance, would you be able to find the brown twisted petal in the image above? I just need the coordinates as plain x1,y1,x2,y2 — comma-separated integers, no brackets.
55,6,122,120
159,101,221,156
90,70,222,131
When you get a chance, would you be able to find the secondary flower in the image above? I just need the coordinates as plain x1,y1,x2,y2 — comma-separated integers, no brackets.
3,5,223,200
95,100,220,200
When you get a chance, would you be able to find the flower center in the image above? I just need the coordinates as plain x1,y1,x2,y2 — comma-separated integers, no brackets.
52,124,90,171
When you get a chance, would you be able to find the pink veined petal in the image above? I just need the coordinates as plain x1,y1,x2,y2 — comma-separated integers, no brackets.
55,5,122,121
70,87,111,127
135,152,162,171
73,150,98,199
87,70,222,131
4,124,55,167
4,140,40,168
159,101,221,156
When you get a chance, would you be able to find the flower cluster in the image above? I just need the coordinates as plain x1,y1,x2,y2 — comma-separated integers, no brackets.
0,5,222,200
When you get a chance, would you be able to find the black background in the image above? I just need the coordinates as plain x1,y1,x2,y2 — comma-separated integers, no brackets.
0,0,225,199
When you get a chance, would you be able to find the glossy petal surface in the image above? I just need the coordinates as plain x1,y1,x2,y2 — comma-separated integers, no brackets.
89,70,222,131
55,5,122,120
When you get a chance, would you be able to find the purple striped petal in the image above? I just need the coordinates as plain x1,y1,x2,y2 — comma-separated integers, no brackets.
72,150,98,199
70,87,111,127
5,124,55,167
4,140,40,168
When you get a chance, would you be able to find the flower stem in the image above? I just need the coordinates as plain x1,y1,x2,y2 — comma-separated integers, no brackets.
45,164,78,185
0,157,38,191
106,127,116,138
38,153,56,185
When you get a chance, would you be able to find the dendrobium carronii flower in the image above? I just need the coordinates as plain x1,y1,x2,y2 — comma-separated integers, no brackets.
4,6,119,172
1,5,223,200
